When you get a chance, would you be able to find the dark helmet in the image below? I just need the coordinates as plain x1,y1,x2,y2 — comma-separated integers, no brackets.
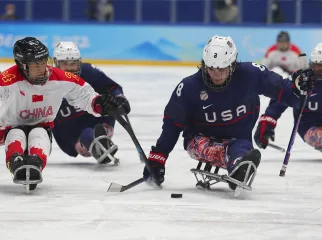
277,31,290,42
13,37,50,85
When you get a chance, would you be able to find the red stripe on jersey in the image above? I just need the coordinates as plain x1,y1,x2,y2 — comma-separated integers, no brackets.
290,44,301,55
277,88,284,102
0,65,24,86
48,67,85,86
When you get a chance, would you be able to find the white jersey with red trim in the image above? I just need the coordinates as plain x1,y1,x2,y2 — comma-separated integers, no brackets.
0,65,100,128
262,43,301,73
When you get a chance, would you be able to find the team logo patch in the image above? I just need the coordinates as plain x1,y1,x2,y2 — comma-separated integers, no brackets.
1,71,16,83
200,90,208,100
65,71,79,81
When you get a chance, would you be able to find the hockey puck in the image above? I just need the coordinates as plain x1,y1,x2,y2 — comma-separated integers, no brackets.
171,193,182,198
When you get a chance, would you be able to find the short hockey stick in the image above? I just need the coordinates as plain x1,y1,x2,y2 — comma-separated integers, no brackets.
107,177,146,192
124,114,144,162
107,110,161,192
279,53,308,176
268,143,286,152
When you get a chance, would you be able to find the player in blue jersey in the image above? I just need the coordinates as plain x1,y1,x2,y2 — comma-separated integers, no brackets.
52,42,130,164
255,43,322,151
143,35,315,191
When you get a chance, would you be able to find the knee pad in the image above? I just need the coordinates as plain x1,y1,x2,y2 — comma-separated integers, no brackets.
28,128,51,168
187,136,231,168
5,128,27,162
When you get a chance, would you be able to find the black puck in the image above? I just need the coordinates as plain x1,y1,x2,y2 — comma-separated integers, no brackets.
171,193,182,198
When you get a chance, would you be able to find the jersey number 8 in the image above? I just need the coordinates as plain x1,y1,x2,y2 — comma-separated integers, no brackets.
176,83,184,97
252,63,266,71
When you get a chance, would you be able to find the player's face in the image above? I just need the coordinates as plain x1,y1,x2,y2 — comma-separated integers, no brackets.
277,42,290,52
312,63,322,77
28,59,47,81
58,60,79,74
207,67,230,85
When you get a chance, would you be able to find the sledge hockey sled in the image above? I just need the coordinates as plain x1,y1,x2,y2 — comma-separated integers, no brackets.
190,160,257,196
13,165,43,193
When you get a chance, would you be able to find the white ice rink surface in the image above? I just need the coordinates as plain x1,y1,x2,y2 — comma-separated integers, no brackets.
0,64,322,240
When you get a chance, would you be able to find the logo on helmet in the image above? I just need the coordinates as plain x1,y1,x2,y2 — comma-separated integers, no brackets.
227,41,233,48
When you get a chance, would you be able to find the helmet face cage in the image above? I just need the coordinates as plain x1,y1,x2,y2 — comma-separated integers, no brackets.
200,59,237,92
310,43,322,80
54,58,82,76
14,37,51,85
53,41,82,76
310,61,322,80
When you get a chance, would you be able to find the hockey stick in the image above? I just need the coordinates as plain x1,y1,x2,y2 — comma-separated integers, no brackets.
279,53,308,177
107,177,146,192
124,114,144,162
107,111,161,192
268,143,286,152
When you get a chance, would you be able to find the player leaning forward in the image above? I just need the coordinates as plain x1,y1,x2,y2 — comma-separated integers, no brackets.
143,35,315,191
0,37,130,191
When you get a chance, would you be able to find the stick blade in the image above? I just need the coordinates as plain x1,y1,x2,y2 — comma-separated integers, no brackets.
279,169,286,177
107,182,124,192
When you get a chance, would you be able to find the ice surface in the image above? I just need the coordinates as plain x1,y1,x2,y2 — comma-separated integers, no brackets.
0,64,321,240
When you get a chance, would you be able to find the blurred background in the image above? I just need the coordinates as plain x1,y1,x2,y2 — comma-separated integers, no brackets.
0,0,321,65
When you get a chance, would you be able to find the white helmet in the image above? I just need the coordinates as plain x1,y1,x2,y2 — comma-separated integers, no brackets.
202,35,238,69
53,41,81,75
310,43,322,64
201,35,238,91
310,43,322,79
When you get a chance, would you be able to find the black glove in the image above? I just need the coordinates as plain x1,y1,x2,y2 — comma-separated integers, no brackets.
143,150,166,184
292,68,315,98
93,94,131,116
254,115,277,149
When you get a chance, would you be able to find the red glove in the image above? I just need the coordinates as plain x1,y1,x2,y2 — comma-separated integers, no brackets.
254,115,277,149
143,151,167,183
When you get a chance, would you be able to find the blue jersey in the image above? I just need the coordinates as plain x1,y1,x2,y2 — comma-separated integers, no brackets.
265,81,322,139
153,62,301,157
53,63,123,156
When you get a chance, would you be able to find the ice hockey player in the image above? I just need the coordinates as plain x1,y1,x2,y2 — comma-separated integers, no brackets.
0,37,130,191
52,41,128,164
142,35,315,191
263,31,302,75
255,43,322,151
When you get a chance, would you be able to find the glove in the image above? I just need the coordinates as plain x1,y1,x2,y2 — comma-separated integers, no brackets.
143,150,166,184
254,115,277,149
93,94,131,116
291,68,315,98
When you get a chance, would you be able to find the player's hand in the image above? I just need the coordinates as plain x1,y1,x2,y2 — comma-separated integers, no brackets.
254,115,277,149
93,94,130,116
292,68,315,98
143,150,166,184
115,94,131,115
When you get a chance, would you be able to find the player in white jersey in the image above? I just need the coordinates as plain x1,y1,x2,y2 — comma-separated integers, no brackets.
0,37,130,191
263,31,302,74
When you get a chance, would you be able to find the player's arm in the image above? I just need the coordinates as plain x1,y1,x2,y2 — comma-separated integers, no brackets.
63,72,130,117
253,63,315,148
143,80,194,183
0,84,12,120
84,64,123,96
63,74,101,116
254,99,288,149
254,63,314,108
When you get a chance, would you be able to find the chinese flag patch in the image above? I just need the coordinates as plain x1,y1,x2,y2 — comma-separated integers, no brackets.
32,95,44,102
